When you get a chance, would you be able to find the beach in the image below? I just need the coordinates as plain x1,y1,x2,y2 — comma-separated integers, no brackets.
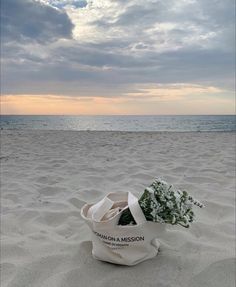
1,130,235,287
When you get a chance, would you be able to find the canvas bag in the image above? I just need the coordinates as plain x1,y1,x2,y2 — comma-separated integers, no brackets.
81,191,165,266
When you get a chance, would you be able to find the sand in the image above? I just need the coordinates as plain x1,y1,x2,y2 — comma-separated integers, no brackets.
1,130,235,287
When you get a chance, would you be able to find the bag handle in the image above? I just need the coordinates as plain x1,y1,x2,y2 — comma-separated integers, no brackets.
88,197,114,222
89,192,128,222
128,192,146,225
84,192,146,225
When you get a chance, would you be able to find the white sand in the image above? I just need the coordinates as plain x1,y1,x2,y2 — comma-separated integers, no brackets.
1,130,235,287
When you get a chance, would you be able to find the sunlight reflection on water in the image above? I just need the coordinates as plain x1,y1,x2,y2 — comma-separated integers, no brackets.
1,115,235,132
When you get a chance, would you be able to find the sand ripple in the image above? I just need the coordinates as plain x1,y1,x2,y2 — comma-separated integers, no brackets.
1,131,235,287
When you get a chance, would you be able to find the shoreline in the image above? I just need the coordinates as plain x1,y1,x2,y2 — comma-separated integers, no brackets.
1,129,235,133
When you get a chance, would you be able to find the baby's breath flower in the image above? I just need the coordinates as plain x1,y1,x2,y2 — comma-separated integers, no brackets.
118,178,204,228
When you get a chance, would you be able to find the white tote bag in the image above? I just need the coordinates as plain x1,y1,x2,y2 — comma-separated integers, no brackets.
81,192,165,266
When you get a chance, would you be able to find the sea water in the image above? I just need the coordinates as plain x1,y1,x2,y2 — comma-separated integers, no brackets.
1,115,235,132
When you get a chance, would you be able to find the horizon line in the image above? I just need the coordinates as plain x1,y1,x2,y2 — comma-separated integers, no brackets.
1,114,235,116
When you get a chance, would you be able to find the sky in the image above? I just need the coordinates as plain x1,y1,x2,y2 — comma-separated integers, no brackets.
1,0,235,115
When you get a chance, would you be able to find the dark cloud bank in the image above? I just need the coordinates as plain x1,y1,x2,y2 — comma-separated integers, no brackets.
1,0,74,43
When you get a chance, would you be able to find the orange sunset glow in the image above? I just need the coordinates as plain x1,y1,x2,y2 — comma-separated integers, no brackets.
1,0,235,115
1,89,234,115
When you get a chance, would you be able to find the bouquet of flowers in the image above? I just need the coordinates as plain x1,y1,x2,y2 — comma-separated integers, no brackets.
81,178,204,265
118,178,204,228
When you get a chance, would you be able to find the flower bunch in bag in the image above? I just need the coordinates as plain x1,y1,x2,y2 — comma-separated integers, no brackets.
118,179,204,228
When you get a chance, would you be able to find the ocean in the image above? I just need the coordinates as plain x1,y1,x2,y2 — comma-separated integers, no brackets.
0,115,235,132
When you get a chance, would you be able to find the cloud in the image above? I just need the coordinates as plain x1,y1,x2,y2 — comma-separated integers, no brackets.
1,0,235,103
2,41,234,96
1,0,74,43
124,84,223,100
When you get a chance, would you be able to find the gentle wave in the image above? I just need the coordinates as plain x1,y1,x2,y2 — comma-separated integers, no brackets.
1,115,235,132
